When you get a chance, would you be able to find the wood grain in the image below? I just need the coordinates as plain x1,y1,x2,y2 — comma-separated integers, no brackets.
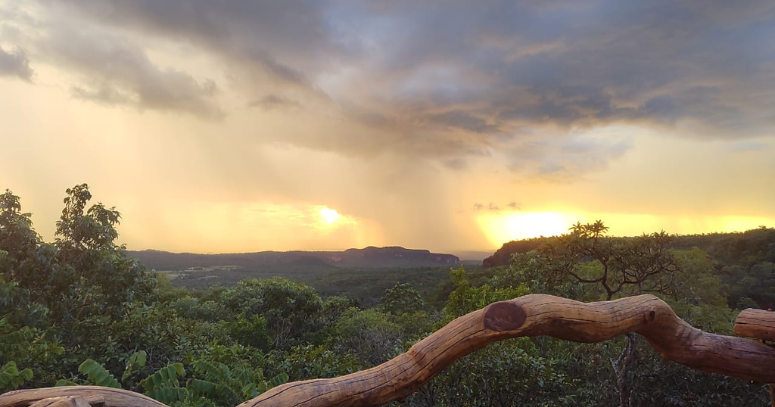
0,387,166,407
28,396,91,407
735,308,775,341
3,294,775,407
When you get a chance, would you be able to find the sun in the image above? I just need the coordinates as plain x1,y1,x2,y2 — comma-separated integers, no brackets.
479,211,571,246
319,207,341,225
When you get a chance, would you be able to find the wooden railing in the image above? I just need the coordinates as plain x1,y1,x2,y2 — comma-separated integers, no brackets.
2,294,774,407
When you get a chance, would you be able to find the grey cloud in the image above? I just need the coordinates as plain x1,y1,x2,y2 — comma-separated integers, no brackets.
43,26,223,119
507,202,521,210
373,0,774,130
329,0,774,173
0,46,33,81
505,133,633,181
71,83,133,106
253,55,319,94
430,111,500,134
28,0,775,175
441,158,467,170
248,95,302,111
52,0,351,98
473,201,521,212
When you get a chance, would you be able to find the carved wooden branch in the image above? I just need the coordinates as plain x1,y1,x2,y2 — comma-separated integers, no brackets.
241,294,775,407
735,308,775,341
0,387,164,407
3,294,774,407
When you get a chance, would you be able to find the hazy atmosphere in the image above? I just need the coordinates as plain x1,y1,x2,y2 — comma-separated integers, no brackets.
2,0,774,253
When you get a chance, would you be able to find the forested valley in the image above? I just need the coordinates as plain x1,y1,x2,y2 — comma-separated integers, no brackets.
2,185,774,406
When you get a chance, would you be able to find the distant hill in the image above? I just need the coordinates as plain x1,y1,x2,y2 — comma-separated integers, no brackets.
482,236,558,267
481,228,775,268
128,246,459,272
126,246,461,305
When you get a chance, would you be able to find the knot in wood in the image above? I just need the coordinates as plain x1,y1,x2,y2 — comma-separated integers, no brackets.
644,310,656,323
483,302,526,332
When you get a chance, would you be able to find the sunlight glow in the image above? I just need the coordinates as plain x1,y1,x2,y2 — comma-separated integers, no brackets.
319,207,342,225
719,216,773,234
479,211,573,247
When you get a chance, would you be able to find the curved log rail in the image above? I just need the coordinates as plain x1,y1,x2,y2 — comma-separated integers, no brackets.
2,294,775,407
735,308,775,341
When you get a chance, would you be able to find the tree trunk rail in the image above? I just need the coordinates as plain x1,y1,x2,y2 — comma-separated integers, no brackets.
735,308,775,341
3,294,774,407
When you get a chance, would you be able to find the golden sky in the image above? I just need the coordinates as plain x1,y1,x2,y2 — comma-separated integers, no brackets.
1,1,774,254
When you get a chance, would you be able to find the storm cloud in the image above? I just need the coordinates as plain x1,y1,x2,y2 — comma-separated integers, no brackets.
0,46,32,81
44,26,223,119
6,0,775,172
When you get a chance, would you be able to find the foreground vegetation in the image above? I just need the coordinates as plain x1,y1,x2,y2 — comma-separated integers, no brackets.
1,185,773,406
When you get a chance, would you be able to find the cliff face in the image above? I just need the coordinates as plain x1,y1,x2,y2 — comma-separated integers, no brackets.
482,237,557,267
337,246,459,268
129,246,460,271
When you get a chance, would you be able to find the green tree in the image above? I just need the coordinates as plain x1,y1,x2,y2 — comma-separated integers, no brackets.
222,278,323,349
670,248,733,332
223,313,271,350
269,344,362,382
409,339,577,407
443,267,528,321
52,184,156,323
508,221,679,407
0,190,42,282
381,282,426,316
330,308,402,366
320,296,358,325
522,221,678,302
1,185,160,386
0,190,58,323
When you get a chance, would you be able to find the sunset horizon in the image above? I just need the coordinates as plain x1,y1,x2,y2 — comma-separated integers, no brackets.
7,183,774,256
2,1,774,255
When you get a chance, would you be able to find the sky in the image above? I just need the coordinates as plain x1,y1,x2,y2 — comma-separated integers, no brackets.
1,0,774,255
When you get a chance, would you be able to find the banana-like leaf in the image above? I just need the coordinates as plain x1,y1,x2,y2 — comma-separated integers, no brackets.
78,359,120,388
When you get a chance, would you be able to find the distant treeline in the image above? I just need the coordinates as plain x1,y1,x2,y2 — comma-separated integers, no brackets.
485,227,775,309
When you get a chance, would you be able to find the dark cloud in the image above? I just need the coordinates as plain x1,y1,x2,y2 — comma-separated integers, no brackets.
248,95,302,111
71,83,133,106
381,1,773,128
50,0,352,98
430,111,500,134
502,131,633,180
507,202,521,210
15,0,775,172
0,46,33,81
441,158,468,170
42,26,223,119
473,201,522,212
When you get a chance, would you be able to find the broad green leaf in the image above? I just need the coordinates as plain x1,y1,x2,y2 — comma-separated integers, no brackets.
78,359,120,388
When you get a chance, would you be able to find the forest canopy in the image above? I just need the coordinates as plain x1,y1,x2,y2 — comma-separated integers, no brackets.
1,185,773,406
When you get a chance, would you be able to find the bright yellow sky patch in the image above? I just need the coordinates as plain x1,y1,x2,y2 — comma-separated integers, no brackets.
478,211,572,246
477,210,775,248
319,207,342,225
